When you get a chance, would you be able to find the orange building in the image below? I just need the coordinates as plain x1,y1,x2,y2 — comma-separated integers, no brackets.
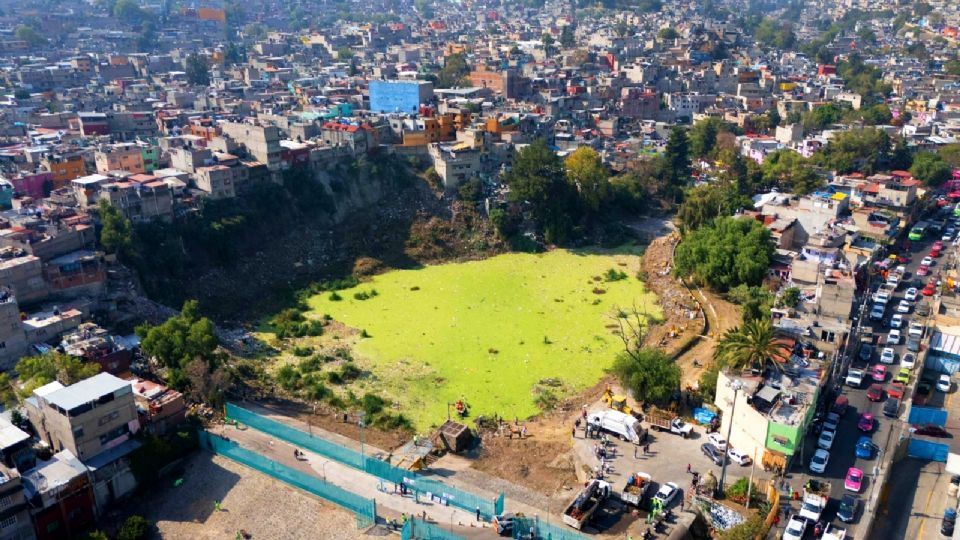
42,155,86,187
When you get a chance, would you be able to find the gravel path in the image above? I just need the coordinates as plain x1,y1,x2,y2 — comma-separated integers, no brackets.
145,452,363,540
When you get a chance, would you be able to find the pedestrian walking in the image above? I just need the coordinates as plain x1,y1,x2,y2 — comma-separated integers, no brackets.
687,463,691,473
634,445,638,459
476,506,481,521
680,498,685,512
572,426,576,438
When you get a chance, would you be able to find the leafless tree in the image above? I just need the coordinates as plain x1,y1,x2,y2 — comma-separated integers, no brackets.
609,302,652,361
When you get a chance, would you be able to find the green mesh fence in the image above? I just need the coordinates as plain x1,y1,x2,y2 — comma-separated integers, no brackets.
494,516,591,540
198,430,377,528
225,403,500,519
401,518,468,540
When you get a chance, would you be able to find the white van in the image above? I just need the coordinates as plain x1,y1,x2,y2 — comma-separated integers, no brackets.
588,409,641,444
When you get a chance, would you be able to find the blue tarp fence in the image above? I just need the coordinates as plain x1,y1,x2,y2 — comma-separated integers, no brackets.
908,406,948,426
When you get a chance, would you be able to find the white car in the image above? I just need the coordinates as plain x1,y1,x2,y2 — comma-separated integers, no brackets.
869,305,885,320
938,374,952,393
823,412,841,432
922,256,934,267
887,329,901,345
817,429,836,450
810,448,830,474
874,291,891,304
905,288,919,301
901,353,916,369
728,449,752,465
782,514,807,540
909,322,924,338
707,432,728,451
654,482,679,507
880,347,896,364
890,314,904,328
896,300,911,314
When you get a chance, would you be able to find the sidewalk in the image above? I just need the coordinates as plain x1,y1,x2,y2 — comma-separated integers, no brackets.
213,422,499,536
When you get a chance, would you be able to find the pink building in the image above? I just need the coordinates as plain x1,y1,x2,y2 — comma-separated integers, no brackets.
10,171,53,199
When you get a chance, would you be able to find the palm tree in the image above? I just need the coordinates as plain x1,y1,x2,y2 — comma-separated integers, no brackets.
714,318,787,372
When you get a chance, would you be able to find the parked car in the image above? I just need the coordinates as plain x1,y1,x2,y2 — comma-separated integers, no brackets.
888,382,906,399
911,424,950,438
707,432,728,451
922,256,935,267
654,482,679,506
896,300,911,314
871,365,887,382
859,343,873,361
907,336,923,352
823,412,841,432
883,396,900,417
867,384,885,402
870,305,886,320
914,381,933,405
817,429,837,450
917,265,930,277
782,514,807,540
809,449,830,474
880,348,896,364
890,313,904,328
855,436,877,459
934,240,945,251
908,322,924,338
858,413,874,432
701,443,726,465
901,353,916,369
922,284,936,295
930,248,942,258
728,449,752,466
905,287,919,301
837,494,861,523
887,329,902,344
845,467,864,492
938,374,952,392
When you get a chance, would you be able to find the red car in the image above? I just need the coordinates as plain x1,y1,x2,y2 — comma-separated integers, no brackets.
930,249,941,258
934,241,945,251
917,265,930,277
888,382,906,399
858,413,874,432
845,467,864,492
867,384,884,402
923,285,936,296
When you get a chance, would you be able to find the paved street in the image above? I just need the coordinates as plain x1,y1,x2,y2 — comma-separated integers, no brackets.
777,221,943,540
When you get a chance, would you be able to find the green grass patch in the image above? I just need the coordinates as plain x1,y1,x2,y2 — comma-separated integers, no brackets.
307,249,659,429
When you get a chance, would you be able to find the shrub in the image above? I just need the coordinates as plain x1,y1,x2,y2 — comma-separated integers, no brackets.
327,371,344,384
353,291,371,300
340,363,362,381
118,515,150,540
276,365,301,390
299,356,324,373
329,291,342,301
304,380,331,400
604,268,628,281
534,387,559,410
362,393,386,416
292,345,314,357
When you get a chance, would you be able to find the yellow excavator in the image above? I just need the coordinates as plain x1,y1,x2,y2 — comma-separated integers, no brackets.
602,388,643,420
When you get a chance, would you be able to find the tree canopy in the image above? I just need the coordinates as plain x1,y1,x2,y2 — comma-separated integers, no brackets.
610,348,681,405
664,127,692,202
504,139,578,243
761,149,824,195
714,318,785,372
137,300,220,389
97,199,134,257
910,152,952,187
185,53,210,87
813,127,891,174
565,147,609,213
16,352,101,398
753,18,796,49
15,25,46,47
674,217,774,291
434,52,470,88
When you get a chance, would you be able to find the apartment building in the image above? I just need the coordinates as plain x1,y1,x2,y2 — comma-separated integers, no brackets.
94,144,145,175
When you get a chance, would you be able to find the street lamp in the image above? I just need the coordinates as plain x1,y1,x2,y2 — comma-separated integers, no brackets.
718,379,744,498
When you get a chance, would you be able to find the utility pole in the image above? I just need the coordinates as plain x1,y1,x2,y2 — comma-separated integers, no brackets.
718,379,743,498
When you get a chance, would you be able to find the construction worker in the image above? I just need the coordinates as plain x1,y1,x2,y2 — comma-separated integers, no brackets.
401,513,408,525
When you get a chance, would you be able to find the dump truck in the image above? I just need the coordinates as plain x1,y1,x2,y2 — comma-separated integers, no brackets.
620,472,653,507
799,480,831,522
562,479,611,530
587,409,642,444
646,410,693,438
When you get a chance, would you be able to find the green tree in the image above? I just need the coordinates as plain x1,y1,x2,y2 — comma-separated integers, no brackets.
698,361,722,402
15,25,46,47
16,352,101,398
674,216,774,291
714,318,785,372
779,287,801,308
137,300,219,388
97,198,134,257
614,20,630,38
754,18,795,49
910,152,952,187
664,127,692,201
609,348,681,405
559,25,575,48
837,53,891,105
435,52,470,89
118,515,150,540
565,146,609,213
113,0,146,22
658,27,678,40
0,373,18,409
761,149,823,195
541,33,554,55
946,60,960,77
185,53,210,87
939,143,960,168
223,43,245,66
504,139,578,243
689,117,729,158
814,127,891,174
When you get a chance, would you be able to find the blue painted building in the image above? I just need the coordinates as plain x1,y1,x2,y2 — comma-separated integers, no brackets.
369,80,433,113
0,179,12,209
